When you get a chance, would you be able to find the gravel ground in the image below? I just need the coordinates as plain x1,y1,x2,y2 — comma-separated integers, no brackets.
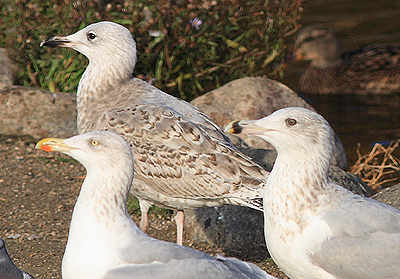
0,134,287,279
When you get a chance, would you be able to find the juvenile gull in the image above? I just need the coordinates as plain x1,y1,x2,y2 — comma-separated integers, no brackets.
36,131,276,279
40,21,268,245
225,107,400,279
0,238,35,279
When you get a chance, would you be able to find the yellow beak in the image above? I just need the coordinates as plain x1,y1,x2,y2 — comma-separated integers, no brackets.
35,138,73,153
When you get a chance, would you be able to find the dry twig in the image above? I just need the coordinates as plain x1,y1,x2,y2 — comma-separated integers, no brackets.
350,140,400,192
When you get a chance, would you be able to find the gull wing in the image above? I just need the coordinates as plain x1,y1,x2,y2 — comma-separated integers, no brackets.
311,189,400,278
103,104,266,208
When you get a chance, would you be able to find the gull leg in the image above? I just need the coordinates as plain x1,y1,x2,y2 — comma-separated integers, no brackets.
174,210,185,245
139,199,151,232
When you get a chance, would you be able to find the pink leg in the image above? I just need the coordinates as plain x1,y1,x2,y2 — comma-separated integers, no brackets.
139,199,151,232
174,210,185,245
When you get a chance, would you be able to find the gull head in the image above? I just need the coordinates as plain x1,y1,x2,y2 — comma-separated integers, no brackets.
225,107,334,157
41,21,137,71
36,130,134,176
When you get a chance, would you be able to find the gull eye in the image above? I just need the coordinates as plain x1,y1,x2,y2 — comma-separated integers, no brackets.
286,118,297,126
87,31,96,41
90,139,100,146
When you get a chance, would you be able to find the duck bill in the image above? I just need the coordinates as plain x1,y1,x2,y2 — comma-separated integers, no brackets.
283,50,303,64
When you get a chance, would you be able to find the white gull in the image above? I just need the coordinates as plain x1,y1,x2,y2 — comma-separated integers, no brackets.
40,21,268,246
225,107,400,279
36,131,276,279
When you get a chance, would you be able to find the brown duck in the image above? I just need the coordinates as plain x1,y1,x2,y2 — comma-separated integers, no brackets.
288,24,400,94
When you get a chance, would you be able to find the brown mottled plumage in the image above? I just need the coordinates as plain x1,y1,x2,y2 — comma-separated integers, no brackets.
289,24,400,94
40,21,268,245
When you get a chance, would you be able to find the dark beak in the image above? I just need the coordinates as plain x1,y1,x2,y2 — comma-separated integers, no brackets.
40,36,70,48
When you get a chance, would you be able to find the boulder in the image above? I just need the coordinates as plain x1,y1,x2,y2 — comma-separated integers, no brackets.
0,48,13,90
373,183,400,209
191,77,348,170
0,86,77,139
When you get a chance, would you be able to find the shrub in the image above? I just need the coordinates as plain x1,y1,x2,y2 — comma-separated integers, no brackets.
0,0,303,101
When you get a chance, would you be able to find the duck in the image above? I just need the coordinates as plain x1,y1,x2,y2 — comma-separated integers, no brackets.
287,24,400,94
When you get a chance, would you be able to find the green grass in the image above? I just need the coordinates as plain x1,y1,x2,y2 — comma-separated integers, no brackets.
127,195,174,218
0,0,303,100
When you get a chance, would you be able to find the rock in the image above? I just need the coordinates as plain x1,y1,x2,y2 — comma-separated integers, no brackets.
185,206,265,261
373,183,400,209
0,48,14,90
191,77,348,170
191,77,311,129
328,165,374,197
0,86,77,139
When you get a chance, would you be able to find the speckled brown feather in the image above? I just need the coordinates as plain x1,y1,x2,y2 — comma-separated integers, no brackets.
102,91,267,210
42,22,267,217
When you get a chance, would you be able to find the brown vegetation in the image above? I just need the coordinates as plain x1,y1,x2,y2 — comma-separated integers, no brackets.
351,140,400,191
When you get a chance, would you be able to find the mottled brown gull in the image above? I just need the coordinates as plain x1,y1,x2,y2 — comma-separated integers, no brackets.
40,21,268,246
36,131,276,279
225,107,400,279
0,238,35,279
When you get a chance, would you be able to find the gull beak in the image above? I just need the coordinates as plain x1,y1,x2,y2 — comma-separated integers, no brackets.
36,138,75,153
224,120,268,135
40,35,71,48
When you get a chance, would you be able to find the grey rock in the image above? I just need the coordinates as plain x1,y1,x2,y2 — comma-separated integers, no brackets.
191,77,348,170
328,165,374,197
0,48,14,90
0,86,77,139
373,183,400,209
185,206,266,261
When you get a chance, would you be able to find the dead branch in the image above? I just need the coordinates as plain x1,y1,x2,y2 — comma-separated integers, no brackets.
350,139,400,192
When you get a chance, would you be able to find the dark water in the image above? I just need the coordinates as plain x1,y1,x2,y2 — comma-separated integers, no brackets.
279,0,400,165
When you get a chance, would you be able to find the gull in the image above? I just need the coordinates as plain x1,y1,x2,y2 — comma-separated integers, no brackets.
36,131,276,279
40,21,268,245
0,238,35,279
225,107,400,279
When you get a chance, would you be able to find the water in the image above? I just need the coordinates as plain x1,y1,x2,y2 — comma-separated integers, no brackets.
279,0,400,166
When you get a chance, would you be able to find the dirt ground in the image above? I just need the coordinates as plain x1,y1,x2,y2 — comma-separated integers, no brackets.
0,134,287,279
